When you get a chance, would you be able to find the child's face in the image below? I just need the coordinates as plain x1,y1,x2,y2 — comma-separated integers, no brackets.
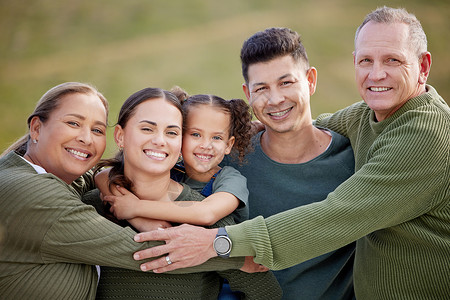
182,105,235,181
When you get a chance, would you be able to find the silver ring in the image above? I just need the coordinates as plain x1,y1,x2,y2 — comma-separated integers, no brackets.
165,255,173,265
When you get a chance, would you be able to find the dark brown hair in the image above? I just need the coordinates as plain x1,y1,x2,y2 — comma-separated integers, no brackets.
240,27,310,84
172,86,253,163
97,87,182,191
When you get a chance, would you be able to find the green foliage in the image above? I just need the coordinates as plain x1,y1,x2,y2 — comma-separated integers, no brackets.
0,0,448,154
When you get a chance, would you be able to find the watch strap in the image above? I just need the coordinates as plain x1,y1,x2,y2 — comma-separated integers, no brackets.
214,227,232,258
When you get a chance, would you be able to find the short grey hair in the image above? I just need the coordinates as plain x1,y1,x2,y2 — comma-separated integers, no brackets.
355,6,427,57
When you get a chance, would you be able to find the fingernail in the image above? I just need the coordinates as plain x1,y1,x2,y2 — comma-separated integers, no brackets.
133,253,140,260
141,265,147,271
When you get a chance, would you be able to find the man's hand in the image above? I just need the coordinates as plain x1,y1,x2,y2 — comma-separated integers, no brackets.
250,120,265,135
128,217,172,232
94,168,112,195
240,256,269,273
133,224,218,273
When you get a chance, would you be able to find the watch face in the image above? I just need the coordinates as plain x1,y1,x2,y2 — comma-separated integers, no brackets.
214,236,231,254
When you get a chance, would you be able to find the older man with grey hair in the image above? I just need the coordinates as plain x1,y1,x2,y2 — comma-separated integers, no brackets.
132,7,449,299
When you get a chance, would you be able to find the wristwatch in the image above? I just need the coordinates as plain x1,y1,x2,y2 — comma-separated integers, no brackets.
213,227,232,258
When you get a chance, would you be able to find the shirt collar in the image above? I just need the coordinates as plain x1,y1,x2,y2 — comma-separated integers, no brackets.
19,155,47,174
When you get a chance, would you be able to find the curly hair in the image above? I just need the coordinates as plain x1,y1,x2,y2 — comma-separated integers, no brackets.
172,87,253,163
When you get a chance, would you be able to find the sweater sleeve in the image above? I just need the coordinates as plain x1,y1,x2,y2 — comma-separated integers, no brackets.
315,101,368,141
70,169,96,197
0,153,244,279
227,101,450,270
41,179,245,273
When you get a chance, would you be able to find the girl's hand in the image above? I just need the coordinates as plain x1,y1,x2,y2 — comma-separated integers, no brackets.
103,185,139,220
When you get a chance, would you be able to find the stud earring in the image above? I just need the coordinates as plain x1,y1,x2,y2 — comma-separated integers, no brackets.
32,139,37,144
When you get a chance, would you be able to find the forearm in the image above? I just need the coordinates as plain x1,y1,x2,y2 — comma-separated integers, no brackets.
167,256,244,274
127,217,172,232
43,205,244,273
43,210,157,271
134,196,237,226
227,183,429,271
227,123,447,269
225,202,359,270
124,98,450,274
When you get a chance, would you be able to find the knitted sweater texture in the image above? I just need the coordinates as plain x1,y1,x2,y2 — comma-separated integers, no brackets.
0,152,244,299
85,185,281,300
226,85,450,299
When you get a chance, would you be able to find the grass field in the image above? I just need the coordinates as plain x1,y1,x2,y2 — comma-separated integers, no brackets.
1,0,449,156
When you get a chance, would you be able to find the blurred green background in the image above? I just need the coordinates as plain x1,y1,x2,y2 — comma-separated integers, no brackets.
1,0,449,157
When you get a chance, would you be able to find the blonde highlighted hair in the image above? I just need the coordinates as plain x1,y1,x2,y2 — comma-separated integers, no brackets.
1,82,108,157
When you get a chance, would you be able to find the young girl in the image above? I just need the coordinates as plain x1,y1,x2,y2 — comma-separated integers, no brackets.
102,87,254,226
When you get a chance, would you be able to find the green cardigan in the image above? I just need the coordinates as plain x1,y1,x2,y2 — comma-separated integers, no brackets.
226,85,450,299
0,152,243,299
84,185,281,300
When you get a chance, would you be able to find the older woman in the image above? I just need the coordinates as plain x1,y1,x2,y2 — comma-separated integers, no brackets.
0,82,245,299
